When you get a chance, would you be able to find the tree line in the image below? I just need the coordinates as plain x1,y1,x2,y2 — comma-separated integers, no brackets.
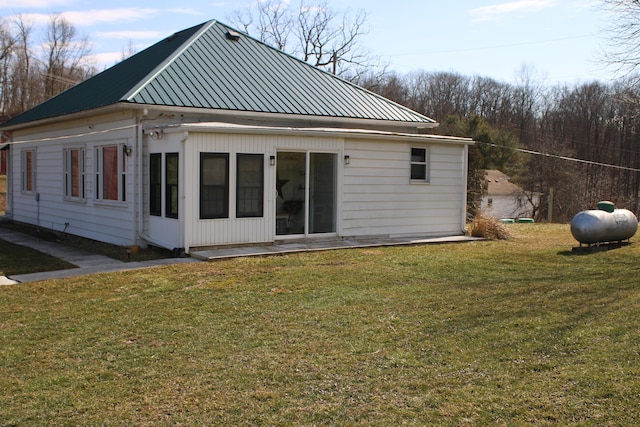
0,15,96,119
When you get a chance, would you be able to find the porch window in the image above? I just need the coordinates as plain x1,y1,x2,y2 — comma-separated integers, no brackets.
236,153,264,218
96,144,126,202
166,153,179,218
200,153,229,219
150,153,161,216
64,147,85,200
410,147,429,182
21,149,35,193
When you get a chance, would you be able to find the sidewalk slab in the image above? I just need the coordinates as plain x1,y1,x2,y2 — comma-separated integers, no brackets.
1,226,481,284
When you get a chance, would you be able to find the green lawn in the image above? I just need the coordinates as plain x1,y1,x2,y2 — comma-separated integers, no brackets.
1,224,639,425
0,238,76,276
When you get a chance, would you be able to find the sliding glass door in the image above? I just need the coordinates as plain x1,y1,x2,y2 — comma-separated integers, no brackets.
276,151,336,236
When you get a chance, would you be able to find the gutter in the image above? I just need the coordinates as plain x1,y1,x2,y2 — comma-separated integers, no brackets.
166,122,474,145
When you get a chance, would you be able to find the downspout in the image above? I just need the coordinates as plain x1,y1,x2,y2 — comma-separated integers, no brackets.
461,143,469,235
135,109,146,246
180,131,190,254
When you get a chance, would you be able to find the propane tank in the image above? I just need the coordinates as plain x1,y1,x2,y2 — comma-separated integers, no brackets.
570,202,638,245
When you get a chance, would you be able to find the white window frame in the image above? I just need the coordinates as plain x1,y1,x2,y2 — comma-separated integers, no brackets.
410,146,430,183
63,146,86,201
95,144,126,203
21,149,35,194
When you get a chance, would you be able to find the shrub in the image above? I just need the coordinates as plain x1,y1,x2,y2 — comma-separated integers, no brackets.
469,212,512,240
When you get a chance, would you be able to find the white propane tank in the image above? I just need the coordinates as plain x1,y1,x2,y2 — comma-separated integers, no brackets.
570,203,638,245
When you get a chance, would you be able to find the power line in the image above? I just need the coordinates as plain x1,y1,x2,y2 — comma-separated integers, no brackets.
6,124,138,145
478,140,640,172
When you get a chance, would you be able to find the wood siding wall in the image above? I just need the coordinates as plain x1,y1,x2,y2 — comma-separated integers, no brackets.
9,113,138,246
342,138,466,237
184,132,343,249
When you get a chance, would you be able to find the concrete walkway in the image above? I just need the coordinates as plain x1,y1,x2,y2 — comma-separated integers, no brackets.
0,228,198,284
0,227,481,285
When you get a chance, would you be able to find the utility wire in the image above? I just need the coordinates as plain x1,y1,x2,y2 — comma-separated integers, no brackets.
6,124,138,145
477,140,640,172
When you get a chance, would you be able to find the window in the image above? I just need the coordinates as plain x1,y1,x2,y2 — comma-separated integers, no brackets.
96,144,126,202
200,153,229,219
150,153,161,216
166,153,179,218
64,147,85,200
150,153,179,218
410,147,429,182
237,154,264,218
21,149,35,193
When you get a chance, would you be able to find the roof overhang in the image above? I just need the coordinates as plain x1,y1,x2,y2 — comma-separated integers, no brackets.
0,101,440,133
167,121,474,145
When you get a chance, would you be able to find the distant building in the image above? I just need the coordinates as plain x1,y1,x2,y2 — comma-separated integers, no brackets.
480,170,539,220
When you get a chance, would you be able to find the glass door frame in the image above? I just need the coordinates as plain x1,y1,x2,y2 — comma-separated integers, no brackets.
275,149,338,239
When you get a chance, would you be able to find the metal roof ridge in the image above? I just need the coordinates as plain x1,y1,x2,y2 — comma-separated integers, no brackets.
122,20,218,102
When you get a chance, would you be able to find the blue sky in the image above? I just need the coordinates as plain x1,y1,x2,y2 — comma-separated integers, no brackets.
2,0,610,85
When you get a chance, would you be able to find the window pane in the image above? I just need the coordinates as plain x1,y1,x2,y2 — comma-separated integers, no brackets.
200,153,228,219
237,154,263,218
25,151,33,191
150,153,161,216
411,163,426,180
102,146,118,200
70,149,80,197
411,148,426,163
166,153,178,218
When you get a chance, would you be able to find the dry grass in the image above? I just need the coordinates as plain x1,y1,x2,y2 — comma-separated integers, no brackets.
468,212,512,240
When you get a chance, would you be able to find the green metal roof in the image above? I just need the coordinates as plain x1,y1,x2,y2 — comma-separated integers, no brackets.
2,20,436,128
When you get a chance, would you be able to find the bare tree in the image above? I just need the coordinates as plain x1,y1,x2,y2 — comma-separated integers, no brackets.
601,0,640,80
42,15,94,99
229,0,375,77
0,18,16,115
10,15,36,113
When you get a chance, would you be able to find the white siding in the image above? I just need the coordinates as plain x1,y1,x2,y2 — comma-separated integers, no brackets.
342,138,466,237
9,113,138,246
184,132,343,249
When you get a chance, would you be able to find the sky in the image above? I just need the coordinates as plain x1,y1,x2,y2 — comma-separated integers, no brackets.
1,0,613,86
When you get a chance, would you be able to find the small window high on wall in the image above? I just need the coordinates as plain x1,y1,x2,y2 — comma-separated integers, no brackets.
410,147,429,182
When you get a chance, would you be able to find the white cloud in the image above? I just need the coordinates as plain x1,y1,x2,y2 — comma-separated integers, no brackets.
8,8,159,27
89,51,125,68
0,0,75,8
470,0,557,22
168,8,203,16
96,30,163,41
59,8,159,26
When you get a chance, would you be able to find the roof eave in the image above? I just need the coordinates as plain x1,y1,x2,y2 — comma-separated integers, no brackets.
167,122,473,145
0,102,439,133
142,104,439,130
0,104,132,132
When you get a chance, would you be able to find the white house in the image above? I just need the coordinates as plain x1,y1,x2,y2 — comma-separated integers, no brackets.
0,20,473,254
480,170,539,220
